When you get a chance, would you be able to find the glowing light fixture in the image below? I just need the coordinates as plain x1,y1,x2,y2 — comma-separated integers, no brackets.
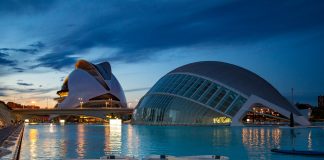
24,119,30,123
109,119,121,126
59,119,65,125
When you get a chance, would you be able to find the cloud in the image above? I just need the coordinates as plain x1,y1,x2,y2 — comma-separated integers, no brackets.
0,52,8,57
0,57,16,66
0,91,7,97
0,41,46,70
32,51,77,70
1,1,322,71
29,41,45,49
0,0,56,15
124,87,151,92
0,86,57,95
17,82,33,86
13,67,25,72
29,0,324,70
0,48,39,55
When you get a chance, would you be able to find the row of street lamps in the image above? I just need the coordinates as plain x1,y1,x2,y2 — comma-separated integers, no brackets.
78,97,113,109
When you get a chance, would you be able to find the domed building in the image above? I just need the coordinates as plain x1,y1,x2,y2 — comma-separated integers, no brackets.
55,60,127,109
132,61,310,126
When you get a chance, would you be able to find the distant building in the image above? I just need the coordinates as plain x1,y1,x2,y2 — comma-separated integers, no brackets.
318,96,324,108
6,102,40,110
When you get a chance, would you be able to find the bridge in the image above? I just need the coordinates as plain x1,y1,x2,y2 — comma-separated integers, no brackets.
11,108,134,120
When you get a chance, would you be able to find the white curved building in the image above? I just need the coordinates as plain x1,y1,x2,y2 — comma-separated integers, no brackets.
56,60,127,109
133,61,310,126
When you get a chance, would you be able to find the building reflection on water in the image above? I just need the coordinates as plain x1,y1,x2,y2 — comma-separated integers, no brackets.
21,124,321,159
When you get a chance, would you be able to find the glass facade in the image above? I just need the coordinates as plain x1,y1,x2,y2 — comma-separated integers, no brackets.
133,73,247,125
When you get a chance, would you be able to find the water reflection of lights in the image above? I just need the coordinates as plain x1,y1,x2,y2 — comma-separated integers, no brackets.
104,124,110,152
77,124,85,158
212,128,231,146
242,128,281,150
42,137,58,157
126,125,139,156
272,128,281,146
29,129,39,158
108,120,122,154
308,130,312,150
49,123,55,133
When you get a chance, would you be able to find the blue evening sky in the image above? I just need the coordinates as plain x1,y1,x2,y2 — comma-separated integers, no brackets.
0,0,323,107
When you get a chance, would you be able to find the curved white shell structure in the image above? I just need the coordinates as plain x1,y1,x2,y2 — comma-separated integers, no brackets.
57,60,127,109
133,61,310,126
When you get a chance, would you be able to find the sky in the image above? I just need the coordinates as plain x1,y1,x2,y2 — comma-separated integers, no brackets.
0,0,323,108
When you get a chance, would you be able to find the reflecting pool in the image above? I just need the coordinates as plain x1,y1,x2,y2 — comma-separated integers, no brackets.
20,124,324,159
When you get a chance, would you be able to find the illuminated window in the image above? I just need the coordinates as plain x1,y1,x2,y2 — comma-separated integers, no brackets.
213,117,232,124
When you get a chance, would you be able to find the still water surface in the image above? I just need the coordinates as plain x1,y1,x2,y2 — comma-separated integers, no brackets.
21,124,324,159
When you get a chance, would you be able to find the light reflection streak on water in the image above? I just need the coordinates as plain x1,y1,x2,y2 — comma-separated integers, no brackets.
308,130,312,150
272,128,281,146
126,124,139,156
29,129,38,159
242,128,281,159
49,123,55,133
212,127,231,146
42,135,57,157
108,124,122,153
242,128,282,147
77,124,85,158
104,124,111,153
260,128,265,146
126,124,133,155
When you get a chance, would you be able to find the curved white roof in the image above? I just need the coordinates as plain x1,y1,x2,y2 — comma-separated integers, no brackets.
169,61,301,115
58,60,127,108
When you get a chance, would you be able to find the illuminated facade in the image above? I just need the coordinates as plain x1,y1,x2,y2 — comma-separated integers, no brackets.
56,60,127,109
133,61,310,126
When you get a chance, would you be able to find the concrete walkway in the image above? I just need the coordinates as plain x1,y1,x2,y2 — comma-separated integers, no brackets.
0,124,24,159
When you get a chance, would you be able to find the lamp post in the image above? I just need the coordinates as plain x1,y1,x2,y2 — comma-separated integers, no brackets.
78,97,83,109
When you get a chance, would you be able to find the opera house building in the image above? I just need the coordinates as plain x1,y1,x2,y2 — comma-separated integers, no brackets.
132,61,310,126
55,60,127,109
